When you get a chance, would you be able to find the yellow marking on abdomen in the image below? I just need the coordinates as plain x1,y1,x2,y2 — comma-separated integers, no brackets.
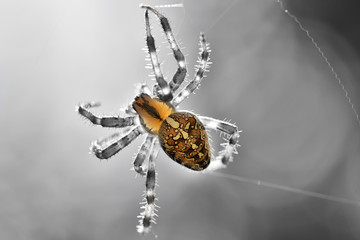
173,132,181,140
180,129,188,139
165,117,179,128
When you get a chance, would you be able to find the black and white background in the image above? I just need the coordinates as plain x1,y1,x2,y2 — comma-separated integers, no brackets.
1,0,359,239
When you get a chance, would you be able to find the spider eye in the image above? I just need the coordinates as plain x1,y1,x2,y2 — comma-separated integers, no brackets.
158,112,211,171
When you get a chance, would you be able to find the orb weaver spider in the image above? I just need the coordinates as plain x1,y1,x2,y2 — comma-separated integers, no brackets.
77,5,241,234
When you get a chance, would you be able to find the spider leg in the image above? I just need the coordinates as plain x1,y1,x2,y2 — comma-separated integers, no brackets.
144,10,172,102
172,33,210,106
77,102,136,128
137,139,160,234
198,116,241,170
141,5,187,93
91,126,143,159
133,134,155,175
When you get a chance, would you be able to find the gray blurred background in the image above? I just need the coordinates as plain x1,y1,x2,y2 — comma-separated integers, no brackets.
1,0,359,239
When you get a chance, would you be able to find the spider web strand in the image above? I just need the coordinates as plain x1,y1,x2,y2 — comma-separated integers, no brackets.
276,0,360,127
209,171,360,207
204,0,239,34
153,3,184,9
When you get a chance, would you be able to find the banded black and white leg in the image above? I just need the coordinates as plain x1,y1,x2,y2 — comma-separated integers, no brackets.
137,139,160,234
133,134,155,175
144,9,172,102
77,102,143,159
77,102,136,128
198,116,241,170
90,125,144,159
141,5,187,93
172,33,210,106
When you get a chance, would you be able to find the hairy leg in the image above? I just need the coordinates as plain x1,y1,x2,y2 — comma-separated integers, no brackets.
133,134,155,175
198,116,241,170
91,126,143,159
144,9,172,101
141,5,187,93
78,102,135,128
137,139,160,234
172,33,211,106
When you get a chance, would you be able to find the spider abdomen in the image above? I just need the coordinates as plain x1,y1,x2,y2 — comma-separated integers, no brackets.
158,112,211,171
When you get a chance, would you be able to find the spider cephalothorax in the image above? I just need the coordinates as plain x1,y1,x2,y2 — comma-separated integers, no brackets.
77,5,241,234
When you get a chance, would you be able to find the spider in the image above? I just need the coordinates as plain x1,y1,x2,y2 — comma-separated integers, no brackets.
77,5,241,234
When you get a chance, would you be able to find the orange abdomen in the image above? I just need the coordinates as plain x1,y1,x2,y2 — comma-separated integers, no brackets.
158,112,211,171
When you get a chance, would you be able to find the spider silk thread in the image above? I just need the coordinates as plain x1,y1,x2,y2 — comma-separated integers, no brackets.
276,0,360,127
208,171,360,207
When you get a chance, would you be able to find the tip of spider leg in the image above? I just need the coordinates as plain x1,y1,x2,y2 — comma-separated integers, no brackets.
75,105,81,113
139,3,151,10
137,226,151,235
144,8,149,15
76,103,101,117
90,142,107,160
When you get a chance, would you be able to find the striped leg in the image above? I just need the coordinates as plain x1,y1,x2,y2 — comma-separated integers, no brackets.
133,134,155,175
77,102,135,128
141,5,187,93
198,116,241,170
144,10,172,102
172,33,211,106
91,126,143,159
137,139,160,234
